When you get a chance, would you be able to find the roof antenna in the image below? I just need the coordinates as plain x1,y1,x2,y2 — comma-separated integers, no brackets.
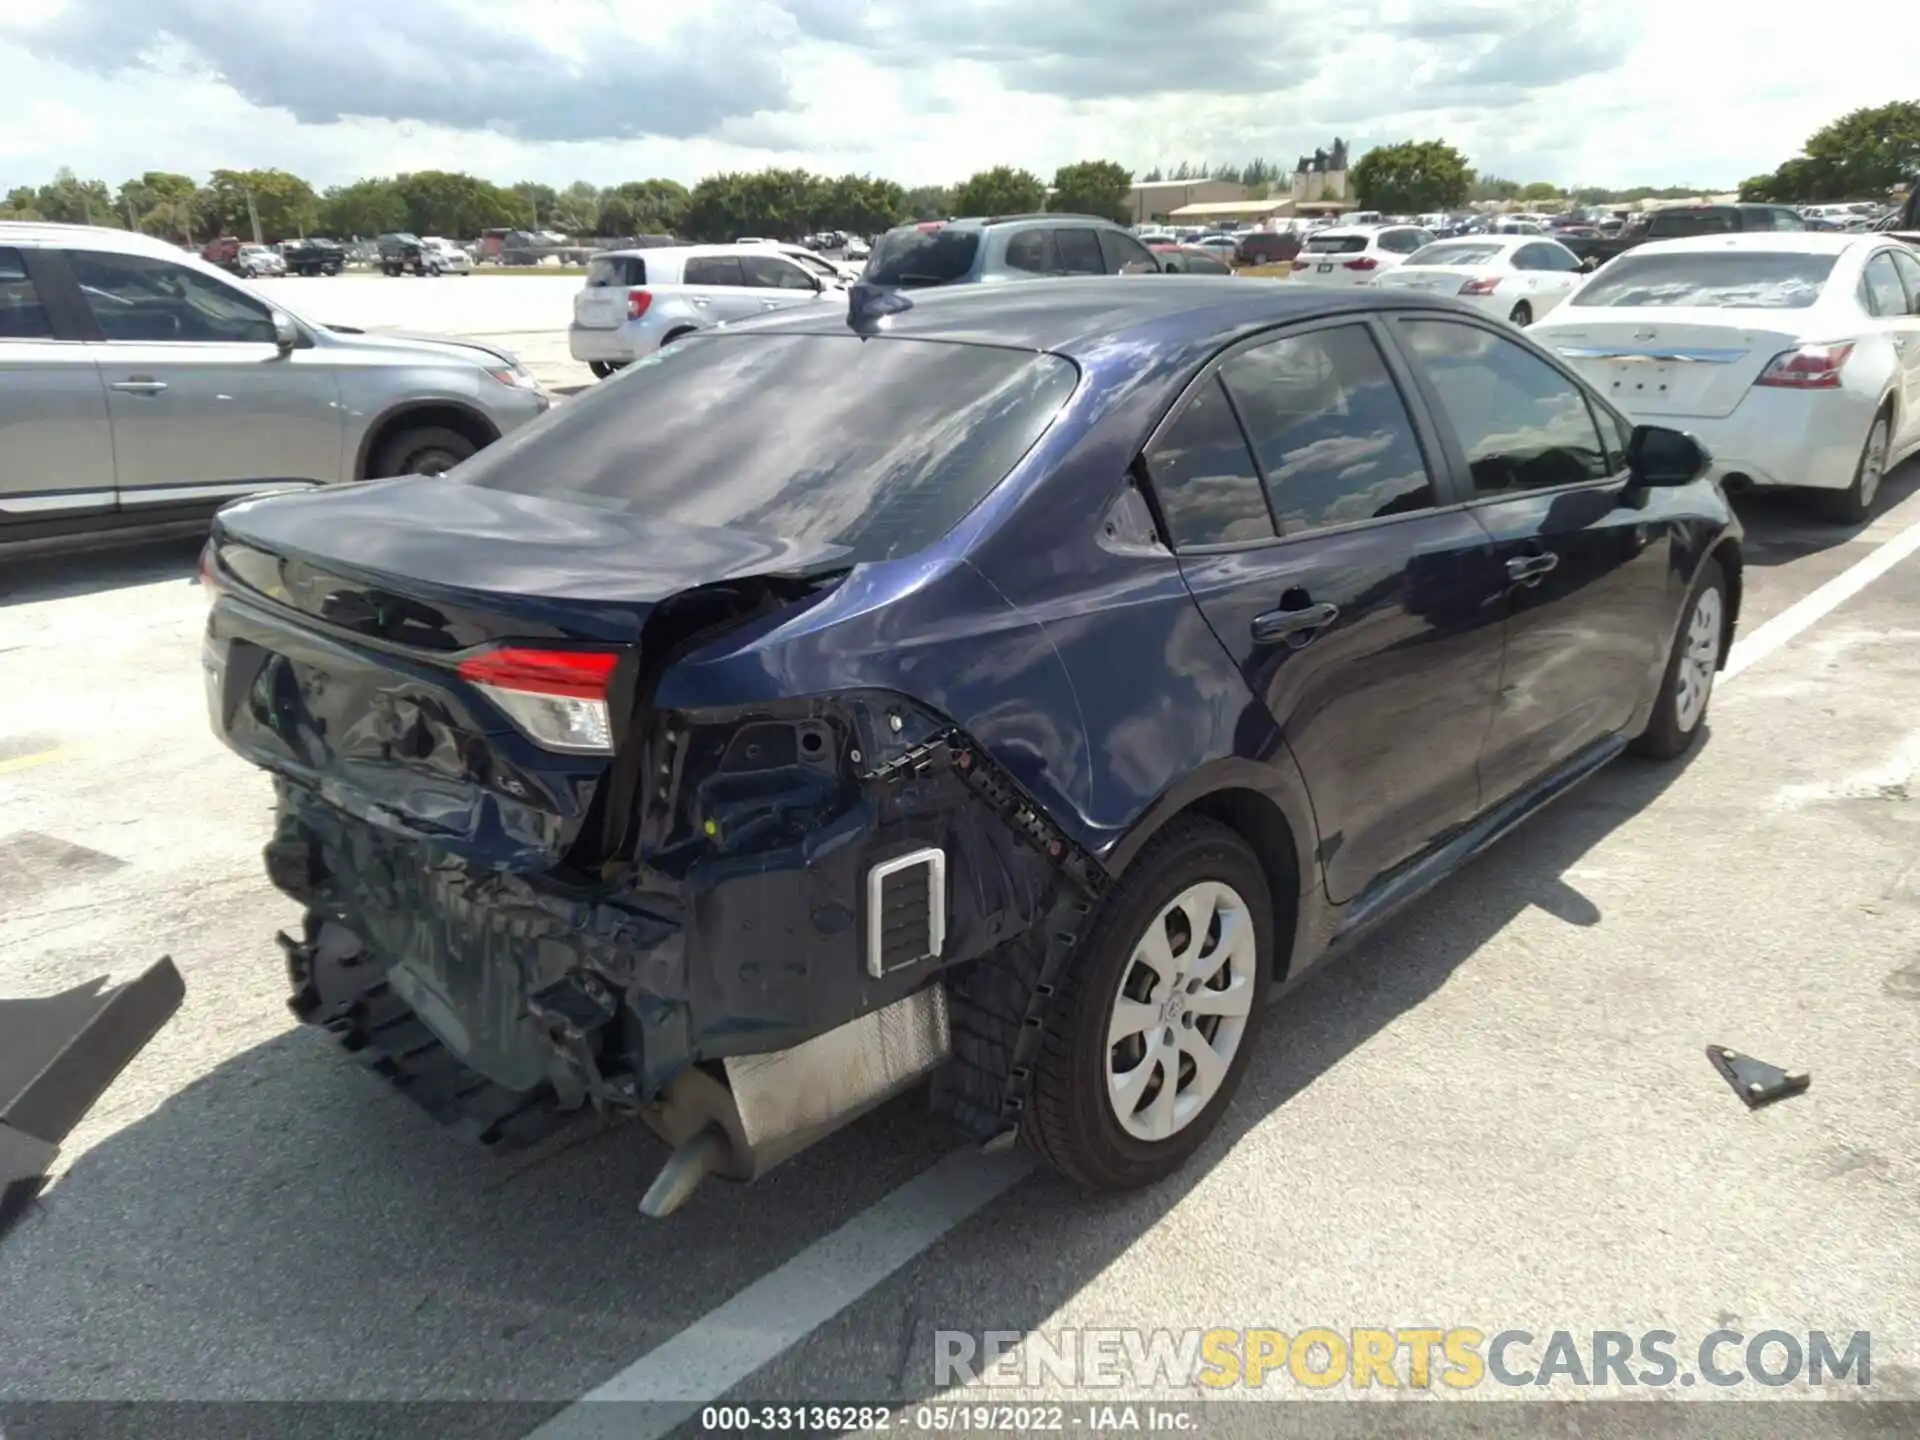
847,280,912,335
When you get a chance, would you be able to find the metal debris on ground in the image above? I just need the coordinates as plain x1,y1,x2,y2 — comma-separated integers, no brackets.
1707,1045,1811,1109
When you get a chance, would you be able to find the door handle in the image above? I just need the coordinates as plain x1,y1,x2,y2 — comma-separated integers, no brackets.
761,300,783,309
110,378,167,394
1506,551,1559,584
1250,601,1339,645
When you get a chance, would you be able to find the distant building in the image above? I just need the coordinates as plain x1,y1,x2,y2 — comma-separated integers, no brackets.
1128,178,1247,224
1166,198,1299,227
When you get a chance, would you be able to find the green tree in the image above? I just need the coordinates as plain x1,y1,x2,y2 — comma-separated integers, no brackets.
202,168,318,240
817,173,908,235
679,169,827,242
901,184,952,221
318,178,408,238
550,180,602,235
510,181,556,228
1469,174,1522,203
1519,181,1562,202
1802,101,1920,197
951,165,1046,217
116,171,199,237
1047,159,1132,223
34,168,118,226
390,171,521,237
598,179,689,235
1350,141,1473,213
1,186,43,221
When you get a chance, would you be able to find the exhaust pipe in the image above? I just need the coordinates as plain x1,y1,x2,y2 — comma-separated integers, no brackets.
0,957,186,1241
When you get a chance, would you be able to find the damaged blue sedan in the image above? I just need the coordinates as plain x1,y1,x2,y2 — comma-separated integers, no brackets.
202,277,1741,1213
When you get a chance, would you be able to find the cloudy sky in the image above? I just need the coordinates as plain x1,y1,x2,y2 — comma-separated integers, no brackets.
0,0,1906,193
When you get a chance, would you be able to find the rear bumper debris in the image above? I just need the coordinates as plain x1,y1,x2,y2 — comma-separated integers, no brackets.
0,958,186,1241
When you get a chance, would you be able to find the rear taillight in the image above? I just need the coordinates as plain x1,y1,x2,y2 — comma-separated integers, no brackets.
457,647,620,754
1753,341,1853,390
1290,258,1310,270
627,289,651,320
1343,256,1380,271
916,221,943,232
1459,276,1500,295
197,543,222,602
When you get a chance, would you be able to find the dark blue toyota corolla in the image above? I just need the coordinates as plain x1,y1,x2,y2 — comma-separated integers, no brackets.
202,277,1741,1213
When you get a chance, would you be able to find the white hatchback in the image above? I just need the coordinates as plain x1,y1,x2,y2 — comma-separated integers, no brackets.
1530,233,1920,522
1288,225,1434,286
1365,235,1587,326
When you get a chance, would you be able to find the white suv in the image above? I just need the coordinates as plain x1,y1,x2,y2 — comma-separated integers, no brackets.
1289,225,1435,286
568,244,835,378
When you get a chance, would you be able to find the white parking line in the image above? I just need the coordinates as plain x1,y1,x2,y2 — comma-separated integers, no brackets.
521,503,1920,1439
1724,510,1920,680
525,1148,1035,1440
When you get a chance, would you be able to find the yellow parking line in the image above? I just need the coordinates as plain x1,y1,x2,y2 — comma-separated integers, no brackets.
0,744,90,775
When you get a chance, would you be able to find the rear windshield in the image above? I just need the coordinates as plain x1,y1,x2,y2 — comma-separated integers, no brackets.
1406,242,1505,266
457,334,1079,564
1644,210,1736,237
1303,234,1369,254
586,255,646,287
864,227,981,286
1572,252,1837,309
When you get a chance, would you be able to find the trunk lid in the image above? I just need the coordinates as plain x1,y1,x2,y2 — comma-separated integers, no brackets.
204,478,850,868
573,287,632,329
1532,312,1806,419
1372,265,1491,295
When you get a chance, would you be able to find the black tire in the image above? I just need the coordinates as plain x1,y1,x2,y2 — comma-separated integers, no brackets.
1508,301,1533,326
1630,556,1727,760
1809,407,1891,525
588,360,628,379
370,425,478,479
1025,815,1275,1191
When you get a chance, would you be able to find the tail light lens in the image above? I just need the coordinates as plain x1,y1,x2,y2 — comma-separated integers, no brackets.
1754,342,1854,390
1343,256,1380,271
1459,276,1500,295
197,542,223,601
457,648,620,754
1290,258,1310,270
627,289,652,320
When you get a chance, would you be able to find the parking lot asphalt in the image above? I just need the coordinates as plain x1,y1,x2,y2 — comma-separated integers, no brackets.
253,273,592,394
3,466,1919,1433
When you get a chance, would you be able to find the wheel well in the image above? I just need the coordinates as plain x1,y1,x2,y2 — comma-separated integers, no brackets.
355,403,500,479
1710,537,1742,661
662,326,697,345
1186,787,1303,980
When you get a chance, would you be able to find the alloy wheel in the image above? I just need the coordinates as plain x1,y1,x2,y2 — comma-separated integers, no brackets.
1674,586,1723,733
1860,416,1890,511
1105,880,1257,1142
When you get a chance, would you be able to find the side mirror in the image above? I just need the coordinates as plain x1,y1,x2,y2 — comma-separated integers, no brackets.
1627,424,1709,487
1578,256,1599,273
271,310,300,351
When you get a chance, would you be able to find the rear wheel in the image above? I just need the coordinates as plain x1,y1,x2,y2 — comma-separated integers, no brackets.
1508,301,1533,326
1631,557,1726,760
371,425,478,479
587,360,627,379
1024,816,1273,1191
1809,408,1891,525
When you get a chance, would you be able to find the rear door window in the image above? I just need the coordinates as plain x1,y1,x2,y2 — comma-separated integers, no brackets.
1220,324,1435,534
1303,234,1369,255
1053,229,1106,275
459,334,1079,564
1861,252,1908,317
1142,376,1276,547
683,256,744,287
1004,229,1059,275
66,250,276,343
1889,249,1920,313
0,247,54,339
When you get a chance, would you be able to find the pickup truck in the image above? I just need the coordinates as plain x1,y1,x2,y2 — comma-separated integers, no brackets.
1557,203,1809,270
377,233,428,276
282,237,347,276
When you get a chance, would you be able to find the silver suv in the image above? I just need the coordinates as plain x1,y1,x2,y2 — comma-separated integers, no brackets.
568,243,837,377
0,223,552,555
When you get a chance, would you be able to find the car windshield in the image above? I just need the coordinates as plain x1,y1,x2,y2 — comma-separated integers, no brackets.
1572,251,1838,309
1303,234,1369,254
1406,242,1506,266
864,228,981,286
458,334,1079,564
585,255,645,287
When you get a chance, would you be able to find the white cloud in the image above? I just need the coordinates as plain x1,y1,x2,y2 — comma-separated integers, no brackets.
0,0,1908,194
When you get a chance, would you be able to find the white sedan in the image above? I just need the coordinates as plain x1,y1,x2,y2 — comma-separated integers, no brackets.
1530,233,1920,522
1365,235,1587,326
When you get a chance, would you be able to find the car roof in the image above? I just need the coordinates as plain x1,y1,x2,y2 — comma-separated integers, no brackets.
589,243,801,262
0,221,201,258
710,275,1467,357
1623,231,1880,257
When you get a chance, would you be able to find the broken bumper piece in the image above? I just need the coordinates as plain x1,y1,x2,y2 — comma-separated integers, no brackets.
0,957,186,1241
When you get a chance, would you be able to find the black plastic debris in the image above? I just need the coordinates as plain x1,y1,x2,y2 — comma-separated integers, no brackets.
1,957,186,1241
1707,1045,1810,1110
